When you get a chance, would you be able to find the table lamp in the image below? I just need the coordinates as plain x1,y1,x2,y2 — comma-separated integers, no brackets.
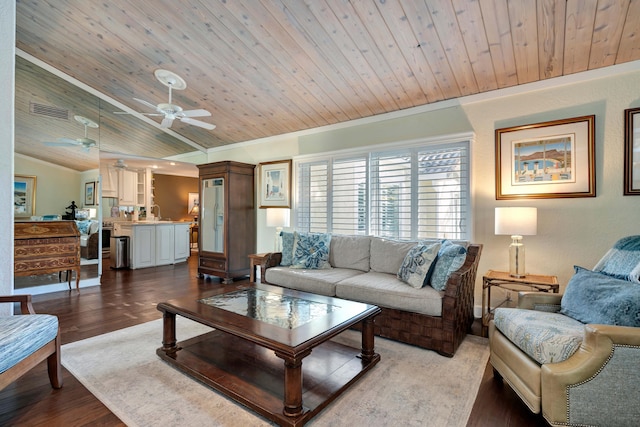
266,208,290,251
495,207,537,278
189,202,199,223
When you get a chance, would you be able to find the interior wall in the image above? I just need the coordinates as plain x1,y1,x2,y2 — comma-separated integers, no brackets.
15,154,81,217
152,174,199,222
207,65,640,306
0,0,15,308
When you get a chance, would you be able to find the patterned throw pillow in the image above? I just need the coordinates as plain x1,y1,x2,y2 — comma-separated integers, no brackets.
291,232,332,269
397,242,441,289
280,231,295,266
560,266,640,327
75,220,91,235
593,235,640,283
429,241,467,291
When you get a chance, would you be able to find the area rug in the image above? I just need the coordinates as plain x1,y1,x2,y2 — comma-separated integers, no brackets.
62,317,489,426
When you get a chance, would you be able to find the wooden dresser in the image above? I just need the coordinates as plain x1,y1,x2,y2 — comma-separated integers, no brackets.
14,221,81,290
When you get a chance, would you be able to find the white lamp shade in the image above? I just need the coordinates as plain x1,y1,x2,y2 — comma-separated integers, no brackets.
495,207,537,236
266,208,290,228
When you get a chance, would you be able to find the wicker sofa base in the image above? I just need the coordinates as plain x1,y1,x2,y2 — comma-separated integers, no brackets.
350,305,472,357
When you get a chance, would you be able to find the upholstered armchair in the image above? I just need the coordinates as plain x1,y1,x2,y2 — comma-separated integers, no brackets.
0,295,63,391
489,236,640,427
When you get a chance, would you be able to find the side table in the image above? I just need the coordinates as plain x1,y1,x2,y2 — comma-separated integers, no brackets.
481,270,559,337
248,252,270,283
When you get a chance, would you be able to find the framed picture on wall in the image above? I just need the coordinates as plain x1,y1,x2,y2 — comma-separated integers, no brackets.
624,107,640,195
258,159,292,208
495,115,596,199
14,175,37,218
84,181,96,206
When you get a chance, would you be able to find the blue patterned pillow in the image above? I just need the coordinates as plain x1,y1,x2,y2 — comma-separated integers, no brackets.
593,235,640,283
75,220,91,235
560,266,640,327
397,242,441,289
291,232,332,269
280,231,295,266
429,241,467,291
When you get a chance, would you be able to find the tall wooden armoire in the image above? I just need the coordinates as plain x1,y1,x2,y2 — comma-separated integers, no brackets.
196,161,256,283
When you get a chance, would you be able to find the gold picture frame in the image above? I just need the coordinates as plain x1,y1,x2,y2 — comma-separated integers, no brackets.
258,159,292,208
14,174,37,217
624,107,640,195
495,115,596,199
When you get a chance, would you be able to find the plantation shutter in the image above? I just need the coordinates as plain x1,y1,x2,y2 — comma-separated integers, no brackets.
296,161,328,233
331,156,368,235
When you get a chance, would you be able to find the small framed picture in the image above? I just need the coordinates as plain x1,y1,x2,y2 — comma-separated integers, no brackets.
624,107,640,195
14,175,37,217
258,159,292,208
85,181,96,206
495,115,596,199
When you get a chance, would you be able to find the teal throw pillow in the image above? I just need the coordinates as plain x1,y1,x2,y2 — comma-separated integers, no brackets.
397,242,441,289
280,231,295,266
429,241,467,291
291,232,332,269
560,266,640,327
592,235,640,283
75,220,91,234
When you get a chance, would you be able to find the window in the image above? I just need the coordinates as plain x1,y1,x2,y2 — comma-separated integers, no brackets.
295,137,470,240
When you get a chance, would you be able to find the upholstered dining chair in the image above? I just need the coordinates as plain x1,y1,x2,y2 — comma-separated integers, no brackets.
0,294,62,391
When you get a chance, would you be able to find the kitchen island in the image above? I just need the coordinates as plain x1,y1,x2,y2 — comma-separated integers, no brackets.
116,221,191,269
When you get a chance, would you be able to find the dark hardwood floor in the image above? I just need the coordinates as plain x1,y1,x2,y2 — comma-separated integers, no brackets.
1,254,548,426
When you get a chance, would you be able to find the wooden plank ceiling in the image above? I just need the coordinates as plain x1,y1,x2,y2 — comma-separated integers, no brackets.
15,0,640,171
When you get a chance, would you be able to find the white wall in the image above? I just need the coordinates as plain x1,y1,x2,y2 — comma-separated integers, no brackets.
207,64,640,306
0,0,15,312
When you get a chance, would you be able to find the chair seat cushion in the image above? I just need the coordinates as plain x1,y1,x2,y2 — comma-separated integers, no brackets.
493,308,584,365
0,314,58,373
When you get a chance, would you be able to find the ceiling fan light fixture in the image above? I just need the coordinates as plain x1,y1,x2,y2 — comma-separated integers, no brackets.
154,69,187,91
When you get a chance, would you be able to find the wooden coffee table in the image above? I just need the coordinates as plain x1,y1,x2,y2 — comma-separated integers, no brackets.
156,283,381,427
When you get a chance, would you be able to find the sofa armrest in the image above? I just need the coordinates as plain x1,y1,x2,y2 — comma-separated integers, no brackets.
0,294,36,314
517,292,563,311
541,324,640,425
441,243,483,328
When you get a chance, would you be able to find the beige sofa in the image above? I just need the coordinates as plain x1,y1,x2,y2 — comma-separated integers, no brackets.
263,234,482,357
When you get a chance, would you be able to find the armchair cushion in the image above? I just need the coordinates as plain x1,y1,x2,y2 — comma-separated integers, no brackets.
0,314,59,373
494,308,584,364
560,266,640,327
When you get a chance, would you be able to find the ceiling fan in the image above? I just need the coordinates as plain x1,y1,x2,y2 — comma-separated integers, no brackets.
115,69,216,130
43,115,98,151
112,159,128,169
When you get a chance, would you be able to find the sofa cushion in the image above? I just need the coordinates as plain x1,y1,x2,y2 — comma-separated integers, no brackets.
493,308,584,365
370,238,416,274
336,271,444,316
397,242,441,288
291,232,332,269
329,235,371,272
430,241,467,291
0,314,58,373
265,266,362,296
280,231,295,266
560,266,640,327
593,235,640,283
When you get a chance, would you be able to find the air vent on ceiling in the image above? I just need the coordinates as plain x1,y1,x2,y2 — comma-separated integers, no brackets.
29,102,70,120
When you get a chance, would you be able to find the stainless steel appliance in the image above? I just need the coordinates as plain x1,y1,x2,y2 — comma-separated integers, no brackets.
110,236,129,269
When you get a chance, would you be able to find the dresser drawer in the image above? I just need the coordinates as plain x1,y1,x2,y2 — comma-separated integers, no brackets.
199,258,226,271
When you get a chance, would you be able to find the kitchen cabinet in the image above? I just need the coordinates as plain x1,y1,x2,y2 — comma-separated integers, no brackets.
120,222,190,269
197,161,256,283
118,169,138,206
100,167,145,207
101,166,118,198
174,223,190,262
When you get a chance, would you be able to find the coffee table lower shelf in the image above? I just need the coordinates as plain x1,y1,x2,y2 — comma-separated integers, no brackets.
157,330,380,427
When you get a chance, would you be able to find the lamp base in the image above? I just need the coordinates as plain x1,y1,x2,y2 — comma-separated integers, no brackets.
509,235,526,278
273,227,283,252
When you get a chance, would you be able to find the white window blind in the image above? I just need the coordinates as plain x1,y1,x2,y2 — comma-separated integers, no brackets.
295,139,470,240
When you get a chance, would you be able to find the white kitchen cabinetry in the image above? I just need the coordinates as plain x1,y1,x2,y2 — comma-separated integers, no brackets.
100,167,145,207
100,166,118,198
174,223,190,262
122,223,190,269
155,224,175,266
118,169,138,206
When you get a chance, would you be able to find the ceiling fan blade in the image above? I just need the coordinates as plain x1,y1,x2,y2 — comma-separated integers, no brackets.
133,97,160,111
44,141,76,147
180,117,216,130
181,109,211,118
160,117,174,128
58,137,81,144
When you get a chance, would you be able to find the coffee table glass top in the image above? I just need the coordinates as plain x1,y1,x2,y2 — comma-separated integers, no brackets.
199,288,341,329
